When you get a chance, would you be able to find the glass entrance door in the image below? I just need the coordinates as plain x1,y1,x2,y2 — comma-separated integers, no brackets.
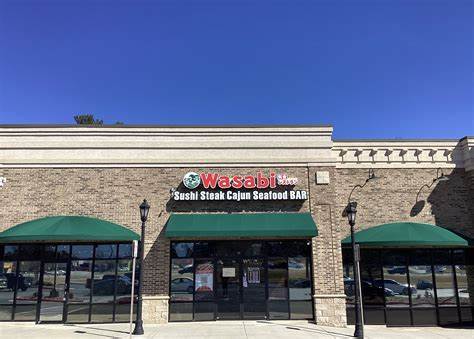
216,259,240,319
39,262,68,322
242,258,266,319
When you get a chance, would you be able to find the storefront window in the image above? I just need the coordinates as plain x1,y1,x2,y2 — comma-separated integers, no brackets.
71,245,94,260
4,246,18,261
242,258,266,319
92,260,116,304
170,258,194,301
381,250,411,326
382,251,410,306
67,259,92,323
118,244,133,259
95,244,117,259
171,243,193,258
168,240,313,322
18,245,41,260
289,257,312,319
242,242,264,257
433,250,457,306
452,250,470,306
268,257,288,319
460,249,474,323
14,261,40,321
0,242,136,324
193,242,213,258
409,250,437,325
194,260,213,301
409,250,435,308
0,260,16,320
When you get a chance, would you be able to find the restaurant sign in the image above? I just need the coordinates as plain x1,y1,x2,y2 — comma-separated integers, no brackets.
172,172,308,201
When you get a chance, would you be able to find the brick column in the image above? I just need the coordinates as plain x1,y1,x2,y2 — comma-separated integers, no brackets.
142,234,170,324
310,168,347,327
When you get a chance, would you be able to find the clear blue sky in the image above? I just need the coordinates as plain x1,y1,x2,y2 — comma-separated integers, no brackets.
0,0,472,139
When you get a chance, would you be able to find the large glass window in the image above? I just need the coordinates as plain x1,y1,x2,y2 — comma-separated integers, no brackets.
91,257,116,323
67,259,93,323
381,251,410,307
433,250,457,306
171,243,193,258
194,260,214,301
0,260,16,320
14,261,40,320
0,242,137,324
268,257,288,319
289,256,312,319
169,240,313,322
170,258,194,301
409,250,437,325
71,245,94,260
343,248,470,327
409,250,435,308
114,259,136,322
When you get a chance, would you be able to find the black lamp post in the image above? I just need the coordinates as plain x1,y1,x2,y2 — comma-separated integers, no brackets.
346,168,378,339
346,201,363,339
133,199,150,335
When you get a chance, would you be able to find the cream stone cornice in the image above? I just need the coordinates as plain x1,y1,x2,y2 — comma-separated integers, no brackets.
0,126,471,170
0,125,335,167
333,138,472,169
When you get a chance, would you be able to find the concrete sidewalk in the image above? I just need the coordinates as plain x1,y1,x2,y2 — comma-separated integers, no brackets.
0,321,472,339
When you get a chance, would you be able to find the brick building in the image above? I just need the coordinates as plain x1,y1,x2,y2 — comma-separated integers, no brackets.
0,125,472,327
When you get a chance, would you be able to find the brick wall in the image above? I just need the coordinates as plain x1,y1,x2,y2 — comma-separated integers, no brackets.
334,168,473,240
0,166,471,326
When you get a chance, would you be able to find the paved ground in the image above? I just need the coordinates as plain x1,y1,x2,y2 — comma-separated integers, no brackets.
0,321,472,339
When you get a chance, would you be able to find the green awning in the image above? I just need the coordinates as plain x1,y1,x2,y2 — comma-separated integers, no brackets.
165,213,318,238
341,222,468,247
0,216,139,243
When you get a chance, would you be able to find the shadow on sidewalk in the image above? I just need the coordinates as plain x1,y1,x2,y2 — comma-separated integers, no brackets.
255,320,353,338
64,324,129,338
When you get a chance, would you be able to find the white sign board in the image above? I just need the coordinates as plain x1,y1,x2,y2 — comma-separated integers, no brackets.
222,267,236,277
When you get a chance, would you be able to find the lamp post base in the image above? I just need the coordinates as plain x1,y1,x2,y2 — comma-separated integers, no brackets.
132,320,144,335
353,325,363,338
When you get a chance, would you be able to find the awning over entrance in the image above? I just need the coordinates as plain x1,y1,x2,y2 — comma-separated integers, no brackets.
0,216,139,243
341,222,468,247
165,213,318,238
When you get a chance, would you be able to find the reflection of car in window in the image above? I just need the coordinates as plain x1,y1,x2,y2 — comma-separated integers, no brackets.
4,273,29,291
288,261,304,269
373,279,416,295
290,278,310,288
171,278,194,293
92,276,132,295
387,266,407,274
178,265,194,274
344,278,395,298
0,274,8,289
416,280,433,290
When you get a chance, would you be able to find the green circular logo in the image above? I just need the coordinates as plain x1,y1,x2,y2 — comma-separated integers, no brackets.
183,172,201,189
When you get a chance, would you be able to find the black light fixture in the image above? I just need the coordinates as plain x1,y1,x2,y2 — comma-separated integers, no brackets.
133,199,150,336
435,168,449,182
140,199,150,222
346,201,357,227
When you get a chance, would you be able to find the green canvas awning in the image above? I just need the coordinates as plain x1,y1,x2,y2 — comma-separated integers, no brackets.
0,216,139,243
341,222,468,247
165,213,318,238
